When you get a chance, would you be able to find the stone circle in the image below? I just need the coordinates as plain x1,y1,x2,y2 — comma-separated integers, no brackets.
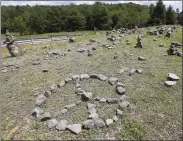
31,74,131,134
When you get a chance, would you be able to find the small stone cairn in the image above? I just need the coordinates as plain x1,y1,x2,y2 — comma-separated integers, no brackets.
135,34,143,48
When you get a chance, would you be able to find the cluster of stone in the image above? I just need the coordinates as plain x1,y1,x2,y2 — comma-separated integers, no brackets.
134,34,143,48
3,30,23,57
167,42,182,57
164,73,180,86
31,74,131,134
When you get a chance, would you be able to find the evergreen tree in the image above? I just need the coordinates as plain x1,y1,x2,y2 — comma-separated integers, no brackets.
166,5,176,25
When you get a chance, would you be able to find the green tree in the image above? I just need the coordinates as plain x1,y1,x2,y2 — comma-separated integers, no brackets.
166,5,176,24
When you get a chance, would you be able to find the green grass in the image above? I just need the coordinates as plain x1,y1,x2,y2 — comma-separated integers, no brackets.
1,26,182,140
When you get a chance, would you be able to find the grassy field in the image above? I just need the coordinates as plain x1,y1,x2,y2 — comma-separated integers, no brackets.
1,26,182,140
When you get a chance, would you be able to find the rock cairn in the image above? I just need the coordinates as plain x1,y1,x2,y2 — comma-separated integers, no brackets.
135,34,143,48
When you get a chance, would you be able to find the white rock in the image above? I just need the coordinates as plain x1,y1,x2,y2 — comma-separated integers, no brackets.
67,124,82,134
106,119,113,126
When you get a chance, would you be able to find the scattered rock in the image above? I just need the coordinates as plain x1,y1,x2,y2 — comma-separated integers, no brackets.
72,75,80,81
82,120,95,129
47,119,58,129
37,112,51,121
106,119,113,126
164,81,177,86
116,86,126,95
97,74,107,81
47,49,61,55
31,107,44,118
67,124,82,134
119,101,130,110
100,98,107,102
109,77,118,85
57,80,65,88
129,69,136,76
80,74,90,80
36,94,46,107
56,120,68,130
138,56,146,61
168,73,180,81
64,104,76,109
65,78,72,83
113,115,118,122
107,98,119,103
94,118,106,128
61,108,68,114
116,109,123,117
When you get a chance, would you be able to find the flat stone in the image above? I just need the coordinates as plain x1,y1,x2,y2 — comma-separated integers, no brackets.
164,81,177,86
107,98,119,103
65,78,72,83
116,86,126,95
61,108,68,114
116,109,123,117
36,94,46,107
47,119,58,128
106,119,113,126
82,120,95,129
113,115,119,122
116,82,125,87
31,107,44,118
82,92,93,100
67,124,82,134
37,112,51,121
77,48,85,52
64,103,76,109
168,73,180,81
80,74,90,80
136,69,143,74
56,120,68,130
100,98,107,102
97,74,107,81
57,80,65,88
94,118,106,128
119,95,128,102
129,69,136,76
47,49,61,55
119,101,130,110
72,75,80,81
109,77,118,85
138,56,146,61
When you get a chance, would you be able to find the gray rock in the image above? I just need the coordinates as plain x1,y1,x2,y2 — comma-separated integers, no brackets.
113,115,119,122
65,78,72,83
107,98,119,103
80,74,90,80
119,101,130,110
106,119,113,126
109,77,118,85
98,74,107,81
67,124,82,134
56,120,68,130
138,56,146,61
164,81,177,86
116,109,123,117
52,111,62,118
94,118,106,128
100,98,107,102
119,95,128,102
94,97,100,101
37,112,51,121
87,50,93,56
49,83,57,93
64,103,76,109
136,69,143,74
72,75,80,81
116,86,126,95
116,82,125,87
31,107,44,118
168,73,180,81
47,119,58,128
76,89,85,95
87,103,96,109
129,69,136,76
61,108,68,114
119,67,129,74
88,108,97,114
57,80,65,88
82,92,93,100
47,49,61,55
82,120,95,129
36,94,46,107
77,48,85,52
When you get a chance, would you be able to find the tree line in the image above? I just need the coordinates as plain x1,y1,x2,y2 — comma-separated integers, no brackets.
1,0,182,35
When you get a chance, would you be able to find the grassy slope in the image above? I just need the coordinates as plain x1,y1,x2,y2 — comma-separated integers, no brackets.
1,26,182,140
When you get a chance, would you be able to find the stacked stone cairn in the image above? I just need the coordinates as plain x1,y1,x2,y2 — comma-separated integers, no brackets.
167,42,182,57
135,34,143,48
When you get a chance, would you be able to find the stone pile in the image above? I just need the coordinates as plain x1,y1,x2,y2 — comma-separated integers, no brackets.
135,34,143,48
31,74,131,134
167,44,182,57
